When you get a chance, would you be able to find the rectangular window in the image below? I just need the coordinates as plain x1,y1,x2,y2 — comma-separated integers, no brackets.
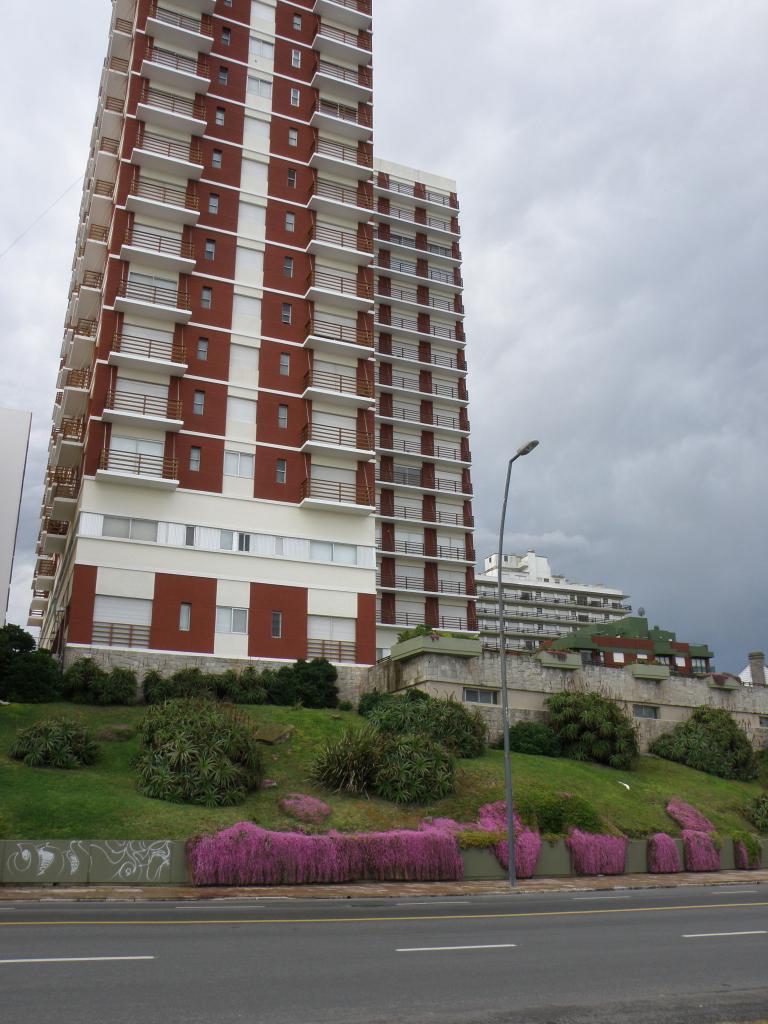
131,519,158,542
760,717,768,728
221,27,231,45
281,302,292,324
238,533,251,553
102,515,131,539
224,450,255,478
292,13,301,30
463,688,498,705
249,37,274,59
218,67,229,85
227,397,257,424
179,603,191,631
215,606,249,634
290,88,300,107
189,446,201,472
211,149,223,169
247,76,272,99
291,49,301,68
192,390,205,415
277,403,288,428
208,193,220,214
612,651,625,664
271,611,282,638
220,529,234,551
288,127,298,147
675,656,687,667
287,168,297,188
284,211,295,231
201,286,212,309
197,337,209,360
215,107,225,126
204,239,216,260
279,353,290,375
283,255,294,277
691,657,708,672
185,525,195,546
633,705,659,719
275,458,287,484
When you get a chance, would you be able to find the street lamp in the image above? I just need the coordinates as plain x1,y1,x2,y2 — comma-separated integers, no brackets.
496,439,539,888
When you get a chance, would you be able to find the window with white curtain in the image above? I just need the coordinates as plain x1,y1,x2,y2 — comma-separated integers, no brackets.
216,606,249,634
227,397,257,424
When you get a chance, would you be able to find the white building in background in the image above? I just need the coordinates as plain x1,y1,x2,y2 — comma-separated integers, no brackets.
0,408,32,623
476,551,631,652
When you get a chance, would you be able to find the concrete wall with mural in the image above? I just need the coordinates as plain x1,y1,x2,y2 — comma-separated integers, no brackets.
0,840,188,885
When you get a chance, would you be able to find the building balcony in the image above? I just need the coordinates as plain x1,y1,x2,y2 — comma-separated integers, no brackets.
376,230,460,268
376,314,464,347
98,94,124,137
307,222,372,265
131,129,204,179
71,270,103,319
114,279,192,323
312,59,372,103
79,223,109,273
96,449,179,489
376,285,463,320
93,135,120,181
375,502,473,531
47,470,80,521
300,422,374,458
314,19,371,63
57,368,91,419
34,559,57,591
146,3,214,52
302,368,373,408
141,43,210,92
120,226,196,273
378,255,463,293
311,98,372,142
376,470,472,499
41,518,69,555
106,54,129,100
102,388,183,430
313,0,371,31
376,175,459,214
377,371,466,405
300,477,375,513
376,574,474,599
377,541,473,565
305,316,373,356
376,405,468,436
376,610,472,633
137,84,207,136
310,178,373,221
108,330,187,376
376,205,458,240
52,417,86,468
30,589,49,613
306,269,373,310
309,137,372,181
92,621,151,649
68,318,99,368
376,341,465,377
306,638,358,663
126,173,200,225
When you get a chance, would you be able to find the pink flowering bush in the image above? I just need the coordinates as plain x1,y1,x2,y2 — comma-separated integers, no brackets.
279,793,331,825
566,829,627,875
647,833,682,873
188,822,463,885
681,829,720,872
665,798,714,833
734,839,761,870
476,802,541,879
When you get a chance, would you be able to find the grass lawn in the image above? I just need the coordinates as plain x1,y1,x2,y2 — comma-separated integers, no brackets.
0,702,763,840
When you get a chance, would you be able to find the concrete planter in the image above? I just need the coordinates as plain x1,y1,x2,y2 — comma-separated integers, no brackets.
535,651,581,671
533,839,572,877
460,847,506,881
0,840,188,886
718,837,735,871
629,663,670,681
625,839,648,874
706,674,740,691
390,634,481,662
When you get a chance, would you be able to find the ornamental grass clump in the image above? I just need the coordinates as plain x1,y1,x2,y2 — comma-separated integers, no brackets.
10,717,99,769
545,691,639,770
566,829,627,876
647,833,682,873
665,798,714,833
279,793,331,825
373,732,455,804
310,724,384,795
681,829,720,872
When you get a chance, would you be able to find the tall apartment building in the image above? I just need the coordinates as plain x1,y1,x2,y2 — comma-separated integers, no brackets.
476,552,630,652
30,0,474,669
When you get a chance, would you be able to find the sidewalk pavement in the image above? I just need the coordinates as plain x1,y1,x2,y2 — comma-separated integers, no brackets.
2,869,768,902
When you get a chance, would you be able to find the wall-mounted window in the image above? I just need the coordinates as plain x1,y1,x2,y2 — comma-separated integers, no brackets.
279,353,290,375
290,88,300,107
463,688,498,705
309,540,356,565
632,705,659,719
201,286,212,309
224,450,255,478
691,657,709,673
197,337,209,360
192,390,205,415
760,716,768,728
221,27,231,45
101,516,158,542
249,38,274,60
284,211,295,232
271,611,282,638
218,67,229,85
215,107,226,126
227,397,257,425
288,128,298,147
179,603,191,631
281,302,292,324
204,239,216,261
275,458,287,484
215,606,248,634
247,76,272,99
675,656,687,667
208,193,220,214
277,403,288,429
189,446,201,472
238,533,251,552
291,49,301,68
185,525,195,546
612,651,625,664
292,13,302,30
211,149,223,170
287,168,297,188
283,256,294,278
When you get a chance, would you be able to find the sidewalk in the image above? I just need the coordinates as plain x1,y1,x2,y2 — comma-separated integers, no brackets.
2,869,767,901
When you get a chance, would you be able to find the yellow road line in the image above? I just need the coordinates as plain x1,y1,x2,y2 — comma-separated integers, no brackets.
0,901,767,928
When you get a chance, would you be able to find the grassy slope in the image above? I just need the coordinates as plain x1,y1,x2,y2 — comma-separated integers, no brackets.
0,702,762,840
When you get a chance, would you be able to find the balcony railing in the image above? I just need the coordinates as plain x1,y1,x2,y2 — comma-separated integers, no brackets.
109,56,129,74
376,503,473,528
300,423,373,450
381,176,458,210
300,478,373,505
379,540,468,561
377,574,473,596
92,621,150,649
91,179,114,198
384,286,456,313
304,368,373,397
103,95,124,114
306,638,357,662
63,368,91,390
314,137,371,168
323,0,372,13
135,129,202,165
308,317,372,347
317,21,371,50
311,269,372,299
139,83,206,122
81,270,103,289
98,449,178,480
117,279,191,311
105,388,182,420
315,98,372,128
128,174,199,213
36,559,57,578
148,2,213,38
71,318,98,337
124,226,194,260
314,178,372,209
316,59,371,89
114,17,133,33
312,223,372,252
379,342,462,371
112,330,186,365
376,610,471,631
59,417,86,442
146,44,208,78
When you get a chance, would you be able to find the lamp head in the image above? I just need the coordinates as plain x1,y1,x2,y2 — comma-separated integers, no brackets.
516,439,539,457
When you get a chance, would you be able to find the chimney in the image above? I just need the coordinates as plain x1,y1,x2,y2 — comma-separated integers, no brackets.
748,651,766,687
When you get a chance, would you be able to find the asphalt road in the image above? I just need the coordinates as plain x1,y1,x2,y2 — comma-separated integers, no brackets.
2,884,768,1023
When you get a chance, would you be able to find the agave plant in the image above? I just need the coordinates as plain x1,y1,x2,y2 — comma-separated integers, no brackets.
10,718,99,769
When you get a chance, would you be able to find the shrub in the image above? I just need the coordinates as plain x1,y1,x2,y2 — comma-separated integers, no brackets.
280,793,331,825
357,690,389,719
507,721,561,757
665,798,714,833
732,831,762,870
649,707,757,781
62,659,136,705
516,791,602,835
188,822,463,885
647,833,682,873
456,829,505,850
261,659,338,709
143,667,217,704
545,691,639,770
396,624,433,644
566,830,627,875
215,667,267,705
0,649,62,703
10,718,99,769
681,829,720,871
133,699,263,806
95,724,134,742
475,801,542,878
367,689,486,758
745,793,768,833
374,732,455,804
311,724,384,795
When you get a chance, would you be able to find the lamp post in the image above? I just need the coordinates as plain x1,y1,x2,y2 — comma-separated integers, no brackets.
497,439,539,888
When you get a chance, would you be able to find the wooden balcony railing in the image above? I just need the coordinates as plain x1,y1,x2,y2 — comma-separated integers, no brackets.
98,449,178,480
128,173,199,212
48,467,80,485
316,59,371,89
300,478,373,506
315,178,372,209
310,269,372,299
64,368,91,390
315,98,372,128
42,519,69,538
308,317,372,347
103,95,124,114
375,610,471,631
300,423,373,450
135,129,202,165
139,83,206,122
376,574,473,596
105,388,182,420
70,318,98,337
306,639,357,663
112,330,185,365
145,43,208,78
312,223,372,253
148,2,213,38
124,226,194,260
59,417,86,442
91,179,114,198
304,368,372,397
36,559,57,578
116,278,191,311
108,55,129,74
314,137,371,168
81,270,103,290
92,621,150,649
316,22,371,50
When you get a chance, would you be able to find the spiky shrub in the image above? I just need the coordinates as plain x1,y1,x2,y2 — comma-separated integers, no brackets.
732,831,762,870
665,798,714,833
545,691,639,770
133,699,263,806
214,668,267,705
507,721,561,757
647,833,682,873
357,689,389,719
745,793,768,833
188,822,463,886
681,829,720,871
367,689,486,758
566,830,628,875
10,718,99,769
373,732,455,805
142,667,218,704
279,793,331,825
62,659,137,705
649,707,757,781
260,658,339,709
515,791,602,835
310,724,384,795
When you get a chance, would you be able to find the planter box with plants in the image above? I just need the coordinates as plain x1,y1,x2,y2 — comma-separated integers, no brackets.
629,662,671,681
535,651,581,671
389,633,481,662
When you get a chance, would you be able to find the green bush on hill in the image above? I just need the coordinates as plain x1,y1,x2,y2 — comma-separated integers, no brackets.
311,724,384,795
545,691,639,770
516,791,603,835
507,721,561,757
62,659,137,705
0,625,61,703
649,707,757,781
365,689,486,758
746,793,768,833
10,717,99,769
374,732,456,805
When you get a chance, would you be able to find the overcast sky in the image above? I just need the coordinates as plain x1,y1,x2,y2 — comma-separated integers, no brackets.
2,1,765,671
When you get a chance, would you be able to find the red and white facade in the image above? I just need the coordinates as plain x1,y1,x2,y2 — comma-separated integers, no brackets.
31,0,475,668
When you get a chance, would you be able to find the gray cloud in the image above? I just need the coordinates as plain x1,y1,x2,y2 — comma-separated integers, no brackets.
3,1,765,670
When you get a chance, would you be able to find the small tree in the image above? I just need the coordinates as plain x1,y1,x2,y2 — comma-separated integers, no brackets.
649,707,757,781
545,691,639,770
0,625,61,703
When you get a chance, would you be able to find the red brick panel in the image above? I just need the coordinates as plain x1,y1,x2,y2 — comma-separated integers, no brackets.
149,574,217,653
66,564,97,644
356,593,376,665
175,435,224,492
249,581,308,660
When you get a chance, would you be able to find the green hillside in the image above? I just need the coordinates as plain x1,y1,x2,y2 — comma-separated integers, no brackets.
0,703,762,840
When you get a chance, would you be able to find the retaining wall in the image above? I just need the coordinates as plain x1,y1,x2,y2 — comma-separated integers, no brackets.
0,840,188,886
